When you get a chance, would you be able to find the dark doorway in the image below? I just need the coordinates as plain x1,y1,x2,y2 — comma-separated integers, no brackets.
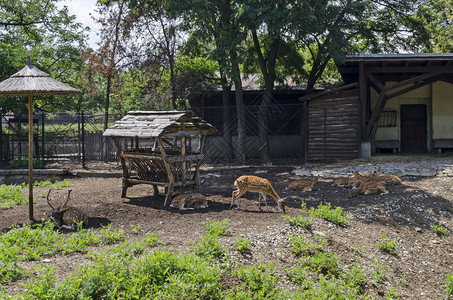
400,104,427,153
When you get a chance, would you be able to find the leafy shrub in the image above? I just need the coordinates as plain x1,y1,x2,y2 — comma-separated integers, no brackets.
204,218,232,236
309,202,350,227
284,214,315,229
9,157,43,169
303,252,339,275
232,263,280,298
235,236,251,253
446,273,453,299
431,222,450,236
190,234,225,260
289,234,326,257
377,234,397,254
142,232,162,247
370,260,387,285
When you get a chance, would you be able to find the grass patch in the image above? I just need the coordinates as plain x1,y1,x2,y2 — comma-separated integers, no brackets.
0,184,27,209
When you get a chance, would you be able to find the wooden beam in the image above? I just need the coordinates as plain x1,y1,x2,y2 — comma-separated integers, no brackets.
365,72,385,93
364,91,387,141
386,75,442,100
367,65,453,74
384,70,444,91
157,137,175,206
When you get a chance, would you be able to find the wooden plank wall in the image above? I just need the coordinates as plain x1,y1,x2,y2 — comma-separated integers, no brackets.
307,89,360,161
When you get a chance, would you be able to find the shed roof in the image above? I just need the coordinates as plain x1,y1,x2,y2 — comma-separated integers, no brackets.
103,110,218,138
338,53,453,84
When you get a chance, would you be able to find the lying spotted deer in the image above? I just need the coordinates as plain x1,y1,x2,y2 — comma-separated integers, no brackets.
349,180,389,198
287,175,318,192
170,193,208,210
231,175,286,213
47,189,89,230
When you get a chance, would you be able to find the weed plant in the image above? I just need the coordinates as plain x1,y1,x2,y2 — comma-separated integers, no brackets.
204,218,232,236
431,222,450,236
377,234,397,254
289,234,326,257
309,202,350,227
235,236,251,253
284,213,315,229
21,179,72,189
446,273,453,299
370,259,388,285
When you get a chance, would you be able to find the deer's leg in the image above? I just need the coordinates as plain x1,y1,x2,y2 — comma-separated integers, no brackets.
261,193,269,212
231,189,245,209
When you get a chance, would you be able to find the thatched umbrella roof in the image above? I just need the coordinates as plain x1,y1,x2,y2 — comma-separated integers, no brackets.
103,110,219,138
0,57,80,221
0,58,79,97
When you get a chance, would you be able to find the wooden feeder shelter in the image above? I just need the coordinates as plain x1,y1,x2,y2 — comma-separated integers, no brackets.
103,111,218,205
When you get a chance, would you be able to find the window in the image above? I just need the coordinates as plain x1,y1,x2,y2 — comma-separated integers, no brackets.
377,111,397,127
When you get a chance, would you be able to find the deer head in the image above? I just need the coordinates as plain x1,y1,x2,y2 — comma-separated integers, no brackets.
47,189,88,230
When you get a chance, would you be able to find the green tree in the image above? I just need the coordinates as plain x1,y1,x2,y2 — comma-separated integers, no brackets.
416,0,453,52
173,0,248,163
0,0,86,112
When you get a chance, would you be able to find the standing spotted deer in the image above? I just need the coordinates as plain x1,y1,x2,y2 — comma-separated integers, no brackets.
47,189,89,230
231,175,286,213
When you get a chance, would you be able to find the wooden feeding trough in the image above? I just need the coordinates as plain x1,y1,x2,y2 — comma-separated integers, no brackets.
103,111,218,205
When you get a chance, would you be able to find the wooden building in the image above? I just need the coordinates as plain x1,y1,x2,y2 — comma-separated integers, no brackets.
103,111,218,205
302,53,453,160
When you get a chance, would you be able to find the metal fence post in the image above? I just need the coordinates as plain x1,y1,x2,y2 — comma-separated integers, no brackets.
81,111,86,169
41,112,45,163
0,112,3,165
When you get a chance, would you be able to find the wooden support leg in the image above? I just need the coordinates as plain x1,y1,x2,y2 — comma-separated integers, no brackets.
164,184,174,207
121,178,131,198
153,185,159,195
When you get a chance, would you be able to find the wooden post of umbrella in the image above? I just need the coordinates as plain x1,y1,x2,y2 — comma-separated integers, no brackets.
0,57,80,222
27,92,34,221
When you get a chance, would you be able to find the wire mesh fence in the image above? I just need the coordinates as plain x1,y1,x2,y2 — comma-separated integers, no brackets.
0,111,125,167
0,104,308,168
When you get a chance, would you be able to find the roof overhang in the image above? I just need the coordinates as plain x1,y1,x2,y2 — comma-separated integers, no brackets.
338,53,453,84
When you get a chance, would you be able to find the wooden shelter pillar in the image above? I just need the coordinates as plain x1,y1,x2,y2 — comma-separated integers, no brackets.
28,92,34,221
358,61,371,157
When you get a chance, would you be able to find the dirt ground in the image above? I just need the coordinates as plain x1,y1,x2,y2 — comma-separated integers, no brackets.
1,157,453,299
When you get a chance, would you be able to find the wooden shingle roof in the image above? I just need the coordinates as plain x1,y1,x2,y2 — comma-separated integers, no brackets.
103,110,218,138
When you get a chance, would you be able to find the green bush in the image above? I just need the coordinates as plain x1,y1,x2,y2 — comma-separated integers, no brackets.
9,157,44,169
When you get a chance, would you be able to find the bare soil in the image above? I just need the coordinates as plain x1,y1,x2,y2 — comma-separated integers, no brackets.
1,158,453,299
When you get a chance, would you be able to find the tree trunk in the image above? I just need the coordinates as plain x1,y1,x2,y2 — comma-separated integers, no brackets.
103,76,111,162
251,30,279,164
220,73,234,160
230,50,246,164
170,60,177,110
